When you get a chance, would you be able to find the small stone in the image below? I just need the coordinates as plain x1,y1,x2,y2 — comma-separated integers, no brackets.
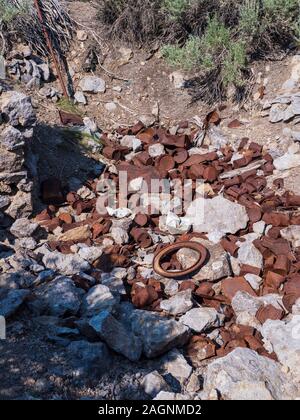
81,284,118,317
76,30,88,41
105,102,117,113
162,349,192,384
180,307,225,333
160,290,193,315
74,91,87,105
169,71,185,89
42,251,90,276
244,274,263,291
10,218,38,238
0,289,30,318
148,143,165,158
89,311,142,362
238,241,263,269
58,225,91,242
142,371,170,398
78,76,106,93
120,135,142,152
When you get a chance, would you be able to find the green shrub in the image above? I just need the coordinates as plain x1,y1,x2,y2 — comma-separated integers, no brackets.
163,0,191,19
96,0,300,102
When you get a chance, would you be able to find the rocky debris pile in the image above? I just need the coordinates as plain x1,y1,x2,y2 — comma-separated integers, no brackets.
2,91,300,399
5,46,59,99
0,90,36,225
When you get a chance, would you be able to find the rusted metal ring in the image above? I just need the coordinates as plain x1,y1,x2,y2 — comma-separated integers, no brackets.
153,241,208,279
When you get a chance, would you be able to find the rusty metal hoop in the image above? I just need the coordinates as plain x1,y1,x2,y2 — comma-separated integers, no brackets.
153,241,208,279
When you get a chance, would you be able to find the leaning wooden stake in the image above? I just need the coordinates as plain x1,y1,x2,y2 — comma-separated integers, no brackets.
33,0,69,98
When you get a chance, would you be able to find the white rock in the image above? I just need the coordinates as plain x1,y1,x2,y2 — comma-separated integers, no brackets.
244,274,263,291
203,348,299,400
261,316,300,382
159,212,191,235
160,290,194,316
281,225,300,248
186,195,248,240
76,30,87,41
169,71,185,89
107,207,132,219
154,391,193,400
238,241,263,269
142,371,170,398
10,218,38,238
74,91,87,105
162,349,192,384
42,251,90,276
253,221,266,236
274,147,300,171
105,102,117,113
81,285,118,317
180,307,225,333
120,135,142,152
148,143,165,158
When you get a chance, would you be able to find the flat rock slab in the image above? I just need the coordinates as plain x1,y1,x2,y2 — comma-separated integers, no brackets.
160,290,193,316
203,348,299,400
130,310,191,358
42,250,90,276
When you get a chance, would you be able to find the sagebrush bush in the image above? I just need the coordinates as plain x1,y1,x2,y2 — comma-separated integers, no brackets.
80,1,300,102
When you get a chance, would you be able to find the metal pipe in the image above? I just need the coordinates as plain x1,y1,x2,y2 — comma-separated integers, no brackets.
33,0,68,98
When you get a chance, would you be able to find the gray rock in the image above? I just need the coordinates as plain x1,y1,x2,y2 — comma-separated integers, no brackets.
67,340,111,375
0,270,36,289
101,272,127,295
10,218,38,238
160,290,193,316
269,104,286,123
0,196,10,209
89,311,142,362
180,307,225,333
29,276,82,317
31,270,55,287
81,284,118,317
189,238,231,282
142,371,170,398
203,348,299,400
0,126,24,151
162,349,192,384
148,143,165,158
186,195,248,242
5,190,32,219
0,91,35,127
42,251,90,276
0,148,24,172
74,91,87,105
120,135,142,152
0,289,30,318
78,76,106,93
232,291,262,317
261,316,300,382
130,310,191,358
244,274,263,291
